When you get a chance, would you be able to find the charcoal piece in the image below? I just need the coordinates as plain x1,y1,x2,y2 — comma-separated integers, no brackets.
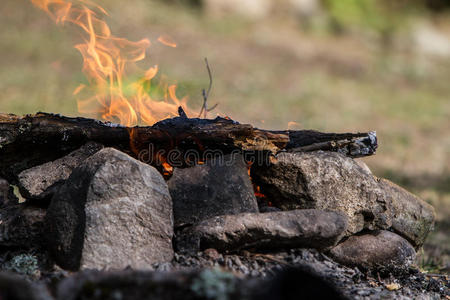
254,266,347,300
168,154,259,228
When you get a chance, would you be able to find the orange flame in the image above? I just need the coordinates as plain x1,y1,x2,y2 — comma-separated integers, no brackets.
31,0,191,126
157,35,177,48
254,185,266,199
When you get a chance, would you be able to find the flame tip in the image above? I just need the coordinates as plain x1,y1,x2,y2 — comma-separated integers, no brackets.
32,0,192,127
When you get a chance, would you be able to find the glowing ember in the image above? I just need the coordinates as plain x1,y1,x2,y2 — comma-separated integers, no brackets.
247,162,268,200
254,185,266,198
31,0,191,126
162,162,173,176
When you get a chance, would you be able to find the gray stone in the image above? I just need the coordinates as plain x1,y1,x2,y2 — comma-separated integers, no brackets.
45,148,174,271
252,152,391,234
354,159,372,175
252,152,435,246
18,142,103,199
168,154,259,228
329,230,416,270
176,209,348,253
378,178,435,247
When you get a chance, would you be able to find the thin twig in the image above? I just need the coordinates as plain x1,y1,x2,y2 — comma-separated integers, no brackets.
251,253,289,265
198,57,217,118
423,273,448,278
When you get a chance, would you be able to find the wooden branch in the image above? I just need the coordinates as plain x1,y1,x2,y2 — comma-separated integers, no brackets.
198,58,217,118
0,113,377,180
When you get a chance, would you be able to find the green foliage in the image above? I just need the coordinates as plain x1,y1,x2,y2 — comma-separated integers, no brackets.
417,248,444,274
191,268,236,300
323,0,411,37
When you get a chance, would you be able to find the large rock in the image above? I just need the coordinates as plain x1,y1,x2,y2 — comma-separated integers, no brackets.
168,154,259,228
329,230,416,270
45,148,174,271
176,209,348,253
252,152,435,246
18,142,103,200
252,152,391,234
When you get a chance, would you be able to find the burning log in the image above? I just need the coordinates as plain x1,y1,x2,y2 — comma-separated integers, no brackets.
0,112,377,179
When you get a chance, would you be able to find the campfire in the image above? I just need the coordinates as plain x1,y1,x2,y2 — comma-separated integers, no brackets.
0,1,444,300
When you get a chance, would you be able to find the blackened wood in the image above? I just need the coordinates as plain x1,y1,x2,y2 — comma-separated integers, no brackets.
0,112,377,179
284,130,378,157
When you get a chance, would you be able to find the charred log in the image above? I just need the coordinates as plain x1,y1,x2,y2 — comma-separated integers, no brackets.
0,112,377,180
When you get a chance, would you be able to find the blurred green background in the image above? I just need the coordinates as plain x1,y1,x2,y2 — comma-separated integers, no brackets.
1,0,449,273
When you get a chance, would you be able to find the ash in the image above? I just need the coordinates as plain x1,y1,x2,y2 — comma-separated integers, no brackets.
152,248,449,300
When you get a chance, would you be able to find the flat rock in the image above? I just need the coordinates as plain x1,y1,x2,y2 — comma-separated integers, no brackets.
18,142,103,200
168,154,259,228
176,209,348,253
45,148,174,271
252,152,435,246
329,230,416,270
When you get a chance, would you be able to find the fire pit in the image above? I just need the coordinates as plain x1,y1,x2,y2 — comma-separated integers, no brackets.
0,0,447,299
0,111,444,299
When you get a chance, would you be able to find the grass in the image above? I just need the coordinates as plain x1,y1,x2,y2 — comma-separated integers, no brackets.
0,0,449,273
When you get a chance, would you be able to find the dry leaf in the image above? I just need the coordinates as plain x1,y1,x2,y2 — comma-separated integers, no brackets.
385,283,401,291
